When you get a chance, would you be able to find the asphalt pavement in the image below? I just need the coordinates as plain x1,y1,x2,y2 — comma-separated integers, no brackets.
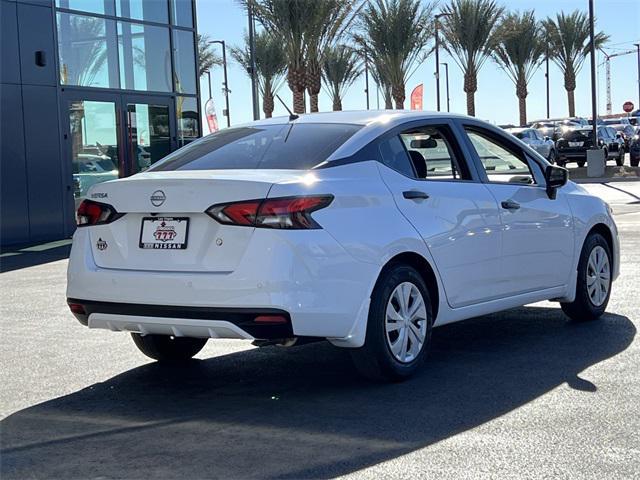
1,183,639,479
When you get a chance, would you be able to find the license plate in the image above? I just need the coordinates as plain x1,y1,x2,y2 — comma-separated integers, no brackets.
569,141,583,147
139,217,189,249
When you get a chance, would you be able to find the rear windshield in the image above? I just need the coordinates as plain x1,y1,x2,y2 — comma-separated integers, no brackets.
150,123,361,171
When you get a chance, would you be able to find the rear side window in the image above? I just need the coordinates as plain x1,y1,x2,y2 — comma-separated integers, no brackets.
150,123,361,171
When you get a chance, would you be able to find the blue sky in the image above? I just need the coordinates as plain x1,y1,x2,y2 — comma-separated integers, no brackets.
196,0,640,129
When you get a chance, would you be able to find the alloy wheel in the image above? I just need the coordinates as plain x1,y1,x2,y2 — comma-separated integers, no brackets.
586,245,610,307
385,282,427,363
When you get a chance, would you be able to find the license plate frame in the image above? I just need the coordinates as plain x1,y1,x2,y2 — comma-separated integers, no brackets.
139,217,190,250
568,141,583,147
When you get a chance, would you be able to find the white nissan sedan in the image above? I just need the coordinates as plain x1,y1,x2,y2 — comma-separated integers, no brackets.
67,111,619,381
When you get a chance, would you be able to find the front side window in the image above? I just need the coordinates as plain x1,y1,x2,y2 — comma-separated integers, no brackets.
466,129,535,184
151,123,361,171
399,125,469,180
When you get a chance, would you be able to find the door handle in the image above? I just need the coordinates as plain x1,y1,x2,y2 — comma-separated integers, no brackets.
403,190,429,200
501,199,521,210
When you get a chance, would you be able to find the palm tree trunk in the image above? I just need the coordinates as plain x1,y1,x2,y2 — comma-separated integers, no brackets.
263,91,274,118
333,97,342,111
516,77,528,126
564,68,577,117
567,90,576,118
293,90,305,114
287,64,306,114
464,72,477,117
310,94,319,112
392,84,405,110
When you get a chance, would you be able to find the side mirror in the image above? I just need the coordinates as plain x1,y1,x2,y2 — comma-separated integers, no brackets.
544,164,568,199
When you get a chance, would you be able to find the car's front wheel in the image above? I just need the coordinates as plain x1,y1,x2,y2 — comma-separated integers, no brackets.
350,264,433,381
131,333,207,362
561,233,612,321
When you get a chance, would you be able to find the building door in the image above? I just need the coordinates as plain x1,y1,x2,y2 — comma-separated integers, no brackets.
62,92,122,235
62,91,176,234
122,95,175,175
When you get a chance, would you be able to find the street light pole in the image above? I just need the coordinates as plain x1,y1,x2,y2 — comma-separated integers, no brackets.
635,43,640,108
210,40,230,128
364,49,370,110
247,2,260,120
434,13,451,112
588,0,598,148
207,70,212,99
441,62,450,112
545,48,550,119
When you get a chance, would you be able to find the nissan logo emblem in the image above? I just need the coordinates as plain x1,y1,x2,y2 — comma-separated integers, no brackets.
150,190,166,207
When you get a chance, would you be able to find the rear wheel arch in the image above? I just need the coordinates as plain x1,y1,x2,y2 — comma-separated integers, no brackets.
378,252,440,321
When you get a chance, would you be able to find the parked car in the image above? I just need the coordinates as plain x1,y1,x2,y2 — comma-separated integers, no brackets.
531,121,561,141
556,126,625,167
67,111,619,381
72,153,119,206
506,127,556,162
629,127,640,167
600,119,635,149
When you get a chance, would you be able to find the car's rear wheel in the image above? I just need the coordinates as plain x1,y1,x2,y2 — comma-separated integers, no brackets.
577,159,586,168
350,264,433,381
131,333,207,362
561,233,612,321
631,156,639,167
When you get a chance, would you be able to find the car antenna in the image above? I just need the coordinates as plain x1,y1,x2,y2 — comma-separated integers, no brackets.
276,94,299,121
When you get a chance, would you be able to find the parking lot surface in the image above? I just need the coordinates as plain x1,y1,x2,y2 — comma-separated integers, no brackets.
1,183,639,479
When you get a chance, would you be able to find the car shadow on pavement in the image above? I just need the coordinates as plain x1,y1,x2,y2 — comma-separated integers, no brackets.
0,306,635,479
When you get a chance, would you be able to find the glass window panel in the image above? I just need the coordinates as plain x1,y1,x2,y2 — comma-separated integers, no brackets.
176,96,199,147
69,100,120,210
127,103,172,172
117,22,172,92
116,0,169,24
172,29,197,94
56,0,115,16
171,0,193,27
57,13,119,88
466,129,535,184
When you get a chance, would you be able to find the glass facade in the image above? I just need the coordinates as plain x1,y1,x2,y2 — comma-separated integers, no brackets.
55,0,199,200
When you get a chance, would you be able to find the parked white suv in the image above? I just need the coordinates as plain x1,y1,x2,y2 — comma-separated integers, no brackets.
67,111,619,381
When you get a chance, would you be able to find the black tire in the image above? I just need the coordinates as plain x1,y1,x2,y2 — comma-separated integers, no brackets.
557,158,566,167
350,264,433,382
616,148,624,166
547,149,556,164
577,160,586,168
131,333,207,362
631,156,639,167
561,233,612,322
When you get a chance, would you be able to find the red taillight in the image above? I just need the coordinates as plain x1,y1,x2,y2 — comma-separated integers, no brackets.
76,199,122,227
68,302,86,315
206,195,333,229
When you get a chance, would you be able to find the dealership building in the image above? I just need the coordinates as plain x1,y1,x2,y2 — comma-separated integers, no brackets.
1,0,201,246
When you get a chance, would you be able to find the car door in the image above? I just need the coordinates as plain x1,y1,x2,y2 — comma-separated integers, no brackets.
375,120,504,308
531,129,550,157
460,124,574,296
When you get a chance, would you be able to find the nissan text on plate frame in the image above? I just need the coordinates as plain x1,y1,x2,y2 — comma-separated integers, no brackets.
66,111,620,381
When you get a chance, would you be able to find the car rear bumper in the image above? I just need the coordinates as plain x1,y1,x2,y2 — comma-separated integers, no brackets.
67,298,294,339
66,226,379,344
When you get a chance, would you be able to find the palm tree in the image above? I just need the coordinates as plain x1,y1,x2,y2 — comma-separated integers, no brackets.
304,1,360,112
197,33,223,76
493,11,545,126
230,31,287,118
440,0,504,116
542,11,608,117
249,0,308,114
322,45,363,111
358,0,435,109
